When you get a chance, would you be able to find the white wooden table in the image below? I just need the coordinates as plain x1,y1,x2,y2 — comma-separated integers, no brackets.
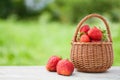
0,66,120,80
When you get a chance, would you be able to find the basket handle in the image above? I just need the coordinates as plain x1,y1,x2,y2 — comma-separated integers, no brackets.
72,13,112,42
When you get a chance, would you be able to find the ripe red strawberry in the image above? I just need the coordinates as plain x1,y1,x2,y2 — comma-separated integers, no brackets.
57,59,74,76
80,34,90,42
80,24,90,33
46,56,61,72
88,27,102,40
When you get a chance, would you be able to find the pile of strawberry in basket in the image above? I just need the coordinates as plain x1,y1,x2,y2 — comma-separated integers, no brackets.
76,24,107,42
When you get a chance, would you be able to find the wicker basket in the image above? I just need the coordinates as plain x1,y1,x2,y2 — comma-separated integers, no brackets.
70,14,114,73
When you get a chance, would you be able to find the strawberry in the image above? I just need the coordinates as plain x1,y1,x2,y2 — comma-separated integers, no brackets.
80,24,90,33
80,34,90,42
46,56,61,72
88,27,102,41
57,59,74,76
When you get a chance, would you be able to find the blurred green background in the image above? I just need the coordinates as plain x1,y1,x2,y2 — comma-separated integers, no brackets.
0,0,120,65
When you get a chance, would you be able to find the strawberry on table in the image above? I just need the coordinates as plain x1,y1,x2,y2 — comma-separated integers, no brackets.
46,56,61,72
57,59,74,76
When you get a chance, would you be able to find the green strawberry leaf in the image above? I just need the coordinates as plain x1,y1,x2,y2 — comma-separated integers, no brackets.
76,32,85,41
98,26,108,41
76,32,80,41
101,29,108,41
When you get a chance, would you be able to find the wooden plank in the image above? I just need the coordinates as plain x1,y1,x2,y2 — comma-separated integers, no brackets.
0,66,119,80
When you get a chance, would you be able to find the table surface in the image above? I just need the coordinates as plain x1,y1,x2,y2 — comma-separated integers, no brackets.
0,66,120,80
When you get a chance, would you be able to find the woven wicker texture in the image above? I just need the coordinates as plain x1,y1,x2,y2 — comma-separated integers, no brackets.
70,14,114,72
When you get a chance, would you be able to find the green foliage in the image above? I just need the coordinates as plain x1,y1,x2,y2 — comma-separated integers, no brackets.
0,17,75,65
1,0,120,22
53,0,120,23
0,0,52,19
0,0,12,18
